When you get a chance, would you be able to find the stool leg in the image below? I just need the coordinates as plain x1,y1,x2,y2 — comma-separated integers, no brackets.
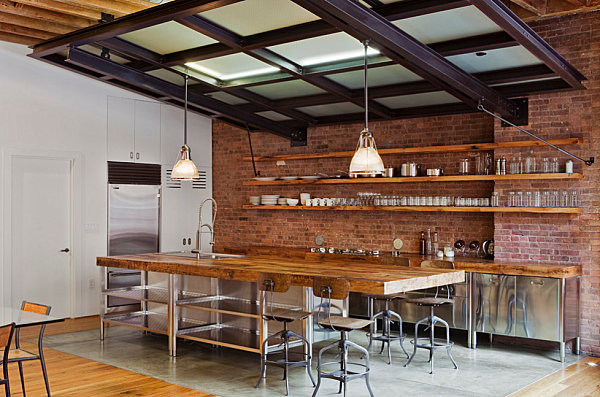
255,331,282,388
346,340,373,397
312,341,339,397
405,316,427,367
366,297,374,351
435,316,458,370
342,337,348,397
18,361,26,397
390,310,409,358
284,330,290,396
429,307,435,374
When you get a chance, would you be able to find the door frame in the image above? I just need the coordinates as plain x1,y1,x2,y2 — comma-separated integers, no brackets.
1,149,82,317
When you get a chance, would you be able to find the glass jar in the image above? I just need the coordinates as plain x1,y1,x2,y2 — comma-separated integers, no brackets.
534,191,541,207
571,191,579,207
542,157,550,173
552,157,559,173
508,192,515,207
525,191,532,207
561,191,569,207
491,192,499,207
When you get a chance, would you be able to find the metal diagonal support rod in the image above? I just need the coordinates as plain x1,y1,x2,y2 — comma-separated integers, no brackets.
469,0,586,89
478,102,594,166
65,48,300,139
177,14,394,119
292,0,520,121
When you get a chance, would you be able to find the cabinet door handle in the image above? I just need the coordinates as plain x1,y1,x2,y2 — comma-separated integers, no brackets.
136,152,140,160
183,238,186,245
130,152,134,159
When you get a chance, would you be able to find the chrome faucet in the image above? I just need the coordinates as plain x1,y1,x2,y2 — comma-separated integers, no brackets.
194,197,217,252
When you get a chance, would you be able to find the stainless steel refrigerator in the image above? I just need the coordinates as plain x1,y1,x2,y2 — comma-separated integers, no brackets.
107,184,160,307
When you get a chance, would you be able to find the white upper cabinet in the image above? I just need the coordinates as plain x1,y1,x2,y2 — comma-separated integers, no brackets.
160,103,212,167
107,96,161,164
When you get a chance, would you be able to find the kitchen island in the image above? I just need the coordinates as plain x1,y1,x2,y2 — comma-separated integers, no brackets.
97,252,465,356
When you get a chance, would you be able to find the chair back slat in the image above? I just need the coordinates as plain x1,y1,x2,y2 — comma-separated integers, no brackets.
22,301,51,315
420,260,454,270
312,277,350,300
258,273,291,293
0,323,15,349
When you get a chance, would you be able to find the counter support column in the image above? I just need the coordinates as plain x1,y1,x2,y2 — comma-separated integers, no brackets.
168,274,179,357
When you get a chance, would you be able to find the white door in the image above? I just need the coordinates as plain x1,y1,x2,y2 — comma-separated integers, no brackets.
107,96,135,162
10,157,71,317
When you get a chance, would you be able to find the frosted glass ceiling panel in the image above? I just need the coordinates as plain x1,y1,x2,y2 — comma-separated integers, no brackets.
206,92,249,105
119,21,217,55
186,53,279,81
447,46,542,73
327,65,423,90
256,111,293,121
269,32,379,66
393,6,501,44
201,0,319,36
299,102,363,117
375,92,461,109
246,80,326,100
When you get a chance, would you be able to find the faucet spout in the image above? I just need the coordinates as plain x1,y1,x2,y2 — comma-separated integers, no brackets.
195,198,217,252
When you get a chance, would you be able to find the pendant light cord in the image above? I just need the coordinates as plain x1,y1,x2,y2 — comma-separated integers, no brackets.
184,74,189,146
364,40,369,131
246,123,258,177
478,100,594,166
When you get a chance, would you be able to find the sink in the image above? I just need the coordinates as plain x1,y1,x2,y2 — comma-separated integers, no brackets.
165,251,246,260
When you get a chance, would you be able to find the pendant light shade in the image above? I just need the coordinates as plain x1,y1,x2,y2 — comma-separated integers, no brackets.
349,40,384,177
171,74,199,180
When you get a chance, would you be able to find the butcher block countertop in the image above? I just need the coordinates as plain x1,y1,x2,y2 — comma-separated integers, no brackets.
97,253,465,295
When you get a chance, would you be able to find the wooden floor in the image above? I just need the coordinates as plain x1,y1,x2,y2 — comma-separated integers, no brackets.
3,316,598,396
510,356,600,397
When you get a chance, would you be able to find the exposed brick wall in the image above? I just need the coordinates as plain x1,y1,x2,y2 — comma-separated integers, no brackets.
213,11,600,354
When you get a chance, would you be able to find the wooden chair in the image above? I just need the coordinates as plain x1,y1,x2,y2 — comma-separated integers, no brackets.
363,256,410,365
255,273,315,396
0,323,16,397
404,260,458,374
8,302,52,397
312,277,373,397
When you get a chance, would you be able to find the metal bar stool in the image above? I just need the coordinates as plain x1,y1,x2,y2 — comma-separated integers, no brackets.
364,256,410,364
312,277,374,397
255,273,315,396
404,260,458,374
8,302,52,396
0,323,16,397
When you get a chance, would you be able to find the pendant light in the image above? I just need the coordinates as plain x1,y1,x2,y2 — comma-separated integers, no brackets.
349,40,384,178
171,74,200,180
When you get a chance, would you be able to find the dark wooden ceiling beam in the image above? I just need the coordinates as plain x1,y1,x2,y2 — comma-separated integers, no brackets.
31,0,244,57
292,0,520,120
65,48,303,139
176,14,394,119
0,0,94,29
469,0,585,89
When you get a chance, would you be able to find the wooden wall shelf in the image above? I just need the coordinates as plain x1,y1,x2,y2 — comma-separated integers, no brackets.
243,173,583,186
242,138,582,162
242,205,582,214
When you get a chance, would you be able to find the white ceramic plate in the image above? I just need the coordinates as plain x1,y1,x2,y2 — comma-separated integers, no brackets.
253,177,278,181
300,175,320,180
280,176,299,180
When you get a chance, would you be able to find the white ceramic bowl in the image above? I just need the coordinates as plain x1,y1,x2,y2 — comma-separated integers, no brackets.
287,198,299,206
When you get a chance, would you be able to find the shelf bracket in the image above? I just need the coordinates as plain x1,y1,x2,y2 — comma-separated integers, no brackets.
246,123,258,177
290,129,307,147
478,100,594,166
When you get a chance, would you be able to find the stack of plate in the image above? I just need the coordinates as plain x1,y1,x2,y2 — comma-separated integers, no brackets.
261,194,280,205
249,196,260,205
277,197,288,205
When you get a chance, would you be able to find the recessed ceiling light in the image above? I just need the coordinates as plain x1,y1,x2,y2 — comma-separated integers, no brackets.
185,62,279,81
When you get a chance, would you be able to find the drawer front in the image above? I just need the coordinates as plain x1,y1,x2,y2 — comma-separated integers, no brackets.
515,277,560,341
474,274,515,336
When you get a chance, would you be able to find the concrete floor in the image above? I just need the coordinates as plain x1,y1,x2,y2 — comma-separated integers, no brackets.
44,327,580,397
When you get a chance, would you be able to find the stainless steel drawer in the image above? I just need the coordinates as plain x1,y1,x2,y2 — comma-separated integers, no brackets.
515,277,559,341
473,274,515,336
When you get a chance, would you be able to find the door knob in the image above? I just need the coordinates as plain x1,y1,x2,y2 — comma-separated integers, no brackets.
60,248,70,253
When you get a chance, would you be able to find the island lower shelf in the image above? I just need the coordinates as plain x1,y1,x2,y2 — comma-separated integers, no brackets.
242,205,583,214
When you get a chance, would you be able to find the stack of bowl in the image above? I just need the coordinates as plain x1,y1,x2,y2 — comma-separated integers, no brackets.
277,197,288,205
249,196,260,205
261,194,279,205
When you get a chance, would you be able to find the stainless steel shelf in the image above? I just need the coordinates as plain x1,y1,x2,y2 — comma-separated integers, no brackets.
178,323,261,353
102,286,169,304
177,296,261,319
102,311,198,334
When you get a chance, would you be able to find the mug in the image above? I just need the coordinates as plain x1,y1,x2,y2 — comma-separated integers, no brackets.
305,198,312,206
319,198,326,206
300,193,310,205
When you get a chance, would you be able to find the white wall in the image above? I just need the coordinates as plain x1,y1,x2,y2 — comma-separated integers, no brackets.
0,41,210,317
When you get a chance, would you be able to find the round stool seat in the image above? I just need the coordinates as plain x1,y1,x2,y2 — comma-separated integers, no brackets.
263,308,311,322
362,292,406,301
318,317,372,332
405,297,454,307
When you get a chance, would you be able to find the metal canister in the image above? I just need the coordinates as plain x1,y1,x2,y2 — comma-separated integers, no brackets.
495,158,502,175
501,158,506,175
409,163,418,177
401,163,410,176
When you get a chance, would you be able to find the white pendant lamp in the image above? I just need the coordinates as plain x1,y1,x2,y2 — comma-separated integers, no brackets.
349,40,384,178
171,74,200,180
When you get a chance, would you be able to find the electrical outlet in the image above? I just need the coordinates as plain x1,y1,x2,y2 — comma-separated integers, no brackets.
88,279,96,289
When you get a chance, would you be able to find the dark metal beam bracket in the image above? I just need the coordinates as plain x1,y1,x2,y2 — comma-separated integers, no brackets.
290,130,308,147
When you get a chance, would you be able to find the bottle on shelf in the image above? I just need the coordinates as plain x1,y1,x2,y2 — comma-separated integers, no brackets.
419,231,426,255
426,229,432,255
433,232,439,255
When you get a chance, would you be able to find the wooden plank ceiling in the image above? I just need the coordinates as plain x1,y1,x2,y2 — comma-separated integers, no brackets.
0,0,599,47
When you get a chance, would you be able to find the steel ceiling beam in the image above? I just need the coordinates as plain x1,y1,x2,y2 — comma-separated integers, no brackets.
31,0,243,57
469,0,586,89
177,14,394,119
65,48,301,139
292,0,520,121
